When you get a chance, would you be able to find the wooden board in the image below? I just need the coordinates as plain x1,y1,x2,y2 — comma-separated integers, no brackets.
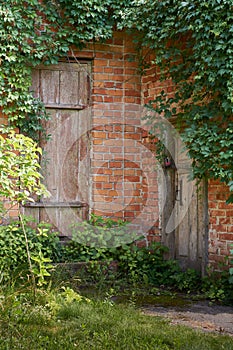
161,137,208,272
25,62,91,237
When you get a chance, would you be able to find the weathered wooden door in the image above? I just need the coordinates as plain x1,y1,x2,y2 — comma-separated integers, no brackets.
24,62,91,238
162,138,208,273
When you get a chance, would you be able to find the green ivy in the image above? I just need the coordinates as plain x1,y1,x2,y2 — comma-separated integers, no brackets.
1,0,233,197
121,0,233,199
0,221,62,284
0,0,127,138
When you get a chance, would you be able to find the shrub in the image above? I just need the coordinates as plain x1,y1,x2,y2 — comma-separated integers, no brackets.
0,221,62,284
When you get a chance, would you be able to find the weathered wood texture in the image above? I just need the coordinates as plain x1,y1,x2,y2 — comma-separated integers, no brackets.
25,62,91,237
162,138,208,273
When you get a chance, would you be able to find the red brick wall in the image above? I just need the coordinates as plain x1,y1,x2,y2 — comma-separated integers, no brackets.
73,32,161,244
208,180,233,269
1,31,232,268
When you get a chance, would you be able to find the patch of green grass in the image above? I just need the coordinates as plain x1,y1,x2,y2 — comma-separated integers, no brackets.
0,293,233,350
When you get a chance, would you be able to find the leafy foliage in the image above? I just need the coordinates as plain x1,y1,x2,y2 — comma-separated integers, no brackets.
0,130,48,204
70,213,142,248
0,221,62,284
1,0,233,192
121,0,233,196
0,128,50,290
0,0,127,138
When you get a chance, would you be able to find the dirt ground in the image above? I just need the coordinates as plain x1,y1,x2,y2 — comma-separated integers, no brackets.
142,301,233,336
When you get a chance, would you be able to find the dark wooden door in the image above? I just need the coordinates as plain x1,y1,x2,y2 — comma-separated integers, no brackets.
24,62,91,238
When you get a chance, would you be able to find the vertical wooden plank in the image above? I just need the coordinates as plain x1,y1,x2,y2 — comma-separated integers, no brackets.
77,108,91,203
60,110,80,201
177,172,191,257
40,69,59,104
30,69,40,97
189,188,198,265
60,69,80,105
79,69,89,105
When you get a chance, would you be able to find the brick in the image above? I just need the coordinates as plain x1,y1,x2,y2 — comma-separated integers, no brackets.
96,168,112,175
219,233,233,240
210,210,226,217
108,132,121,139
218,202,233,209
93,88,108,95
93,175,109,182
92,153,104,160
216,193,228,200
124,133,141,140
126,205,141,211
109,161,122,168
108,190,118,197
219,217,232,224
109,104,124,111
124,211,135,217
93,145,109,153
113,96,123,103
93,183,102,189
94,59,109,66
115,83,123,89
91,160,105,167
113,38,123,45
104,96,114,103
93,66,104,73
109,147,122,153
124,169,135,175
124,125,135,132
92,131,107,139
113,170,124,176
93,189,109,196
103,183,113,189
104,67,114,74
114,68,124,74
124,161,139,168
93,95,103,102
124,176,140,182
95,52,113,59
105,139,123,146
109,60,123,67
93,139,103,145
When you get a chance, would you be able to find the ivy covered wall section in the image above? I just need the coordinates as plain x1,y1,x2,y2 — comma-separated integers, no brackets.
0,0,128,138
1,0,232,199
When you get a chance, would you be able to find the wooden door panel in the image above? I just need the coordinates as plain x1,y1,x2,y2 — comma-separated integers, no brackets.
40,70,60,104
60,69,80,105
25,62,91,236
162,138,208,272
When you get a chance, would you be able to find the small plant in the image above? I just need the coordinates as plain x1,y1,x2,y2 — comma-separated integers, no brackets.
70,214,142,248
0,129,49,293
169,268,201,293
0,221,62,286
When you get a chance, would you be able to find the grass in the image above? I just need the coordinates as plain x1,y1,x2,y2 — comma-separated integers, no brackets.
0,288,233,350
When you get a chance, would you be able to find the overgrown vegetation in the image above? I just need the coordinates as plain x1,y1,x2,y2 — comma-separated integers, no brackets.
0,2,233,345
1,0,233,195
121,0,233,200
0,216,232,348
0,129,50,293
1,217,232,305
1,285,233,350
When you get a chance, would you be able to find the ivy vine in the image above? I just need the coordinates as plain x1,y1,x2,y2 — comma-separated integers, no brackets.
121,0,233,200
0,0,233,199
0,0,127,139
